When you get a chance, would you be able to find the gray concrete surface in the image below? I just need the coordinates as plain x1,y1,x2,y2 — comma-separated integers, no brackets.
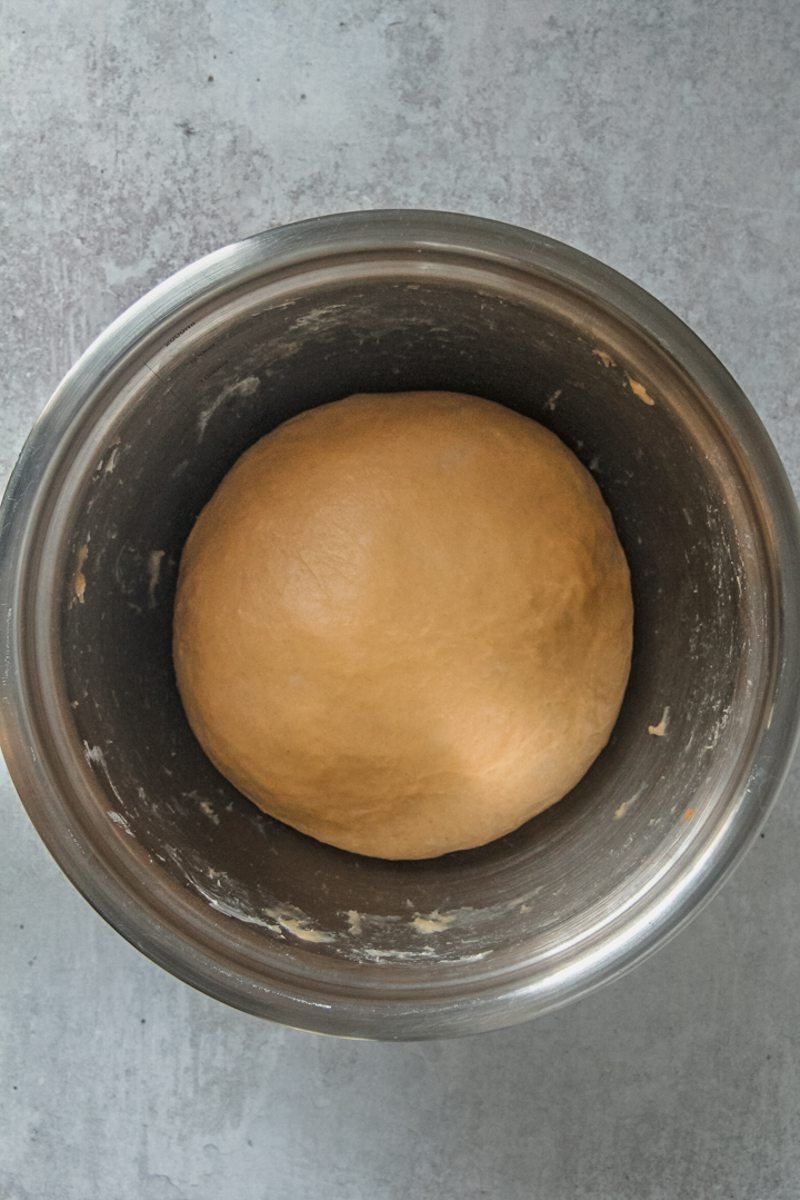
2,1,800,1196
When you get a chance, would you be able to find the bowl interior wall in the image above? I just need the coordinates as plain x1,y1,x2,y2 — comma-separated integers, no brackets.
60,278,749,970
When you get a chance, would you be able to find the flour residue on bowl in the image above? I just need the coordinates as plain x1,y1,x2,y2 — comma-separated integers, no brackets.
359,946,438,962
174,853,335,943
197,375,260,440
346,909,363,935
72,543,89,605
705,704,731,750
188,880,284,931
83,740,128,813
270,912,336,944
83,740,105,767
97,440,121,476
199,798,220,825
357,945,490,965
107,811,135,837
615,784,646,820
648,707,670,737
626,373,656,406
146,549,165,608
593,348,615,368
411,910,457,934
161,843,507,965
190,879,322,940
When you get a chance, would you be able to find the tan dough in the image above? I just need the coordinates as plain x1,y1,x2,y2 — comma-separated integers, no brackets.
174,391,633,859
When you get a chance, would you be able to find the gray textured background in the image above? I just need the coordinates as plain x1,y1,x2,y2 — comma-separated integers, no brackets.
2,2,800,1197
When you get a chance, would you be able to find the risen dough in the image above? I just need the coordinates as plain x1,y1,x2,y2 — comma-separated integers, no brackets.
174,391,632,859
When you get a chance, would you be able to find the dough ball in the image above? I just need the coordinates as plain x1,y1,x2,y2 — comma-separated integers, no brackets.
174,391,632,859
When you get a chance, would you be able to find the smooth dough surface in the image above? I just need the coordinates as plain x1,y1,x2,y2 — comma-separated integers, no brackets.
174,391,633,859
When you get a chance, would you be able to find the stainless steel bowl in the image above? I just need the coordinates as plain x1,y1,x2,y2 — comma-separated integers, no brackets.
2,211,798,1039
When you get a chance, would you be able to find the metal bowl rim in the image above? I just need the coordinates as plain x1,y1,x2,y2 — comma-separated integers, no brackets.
2,209,799,1039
